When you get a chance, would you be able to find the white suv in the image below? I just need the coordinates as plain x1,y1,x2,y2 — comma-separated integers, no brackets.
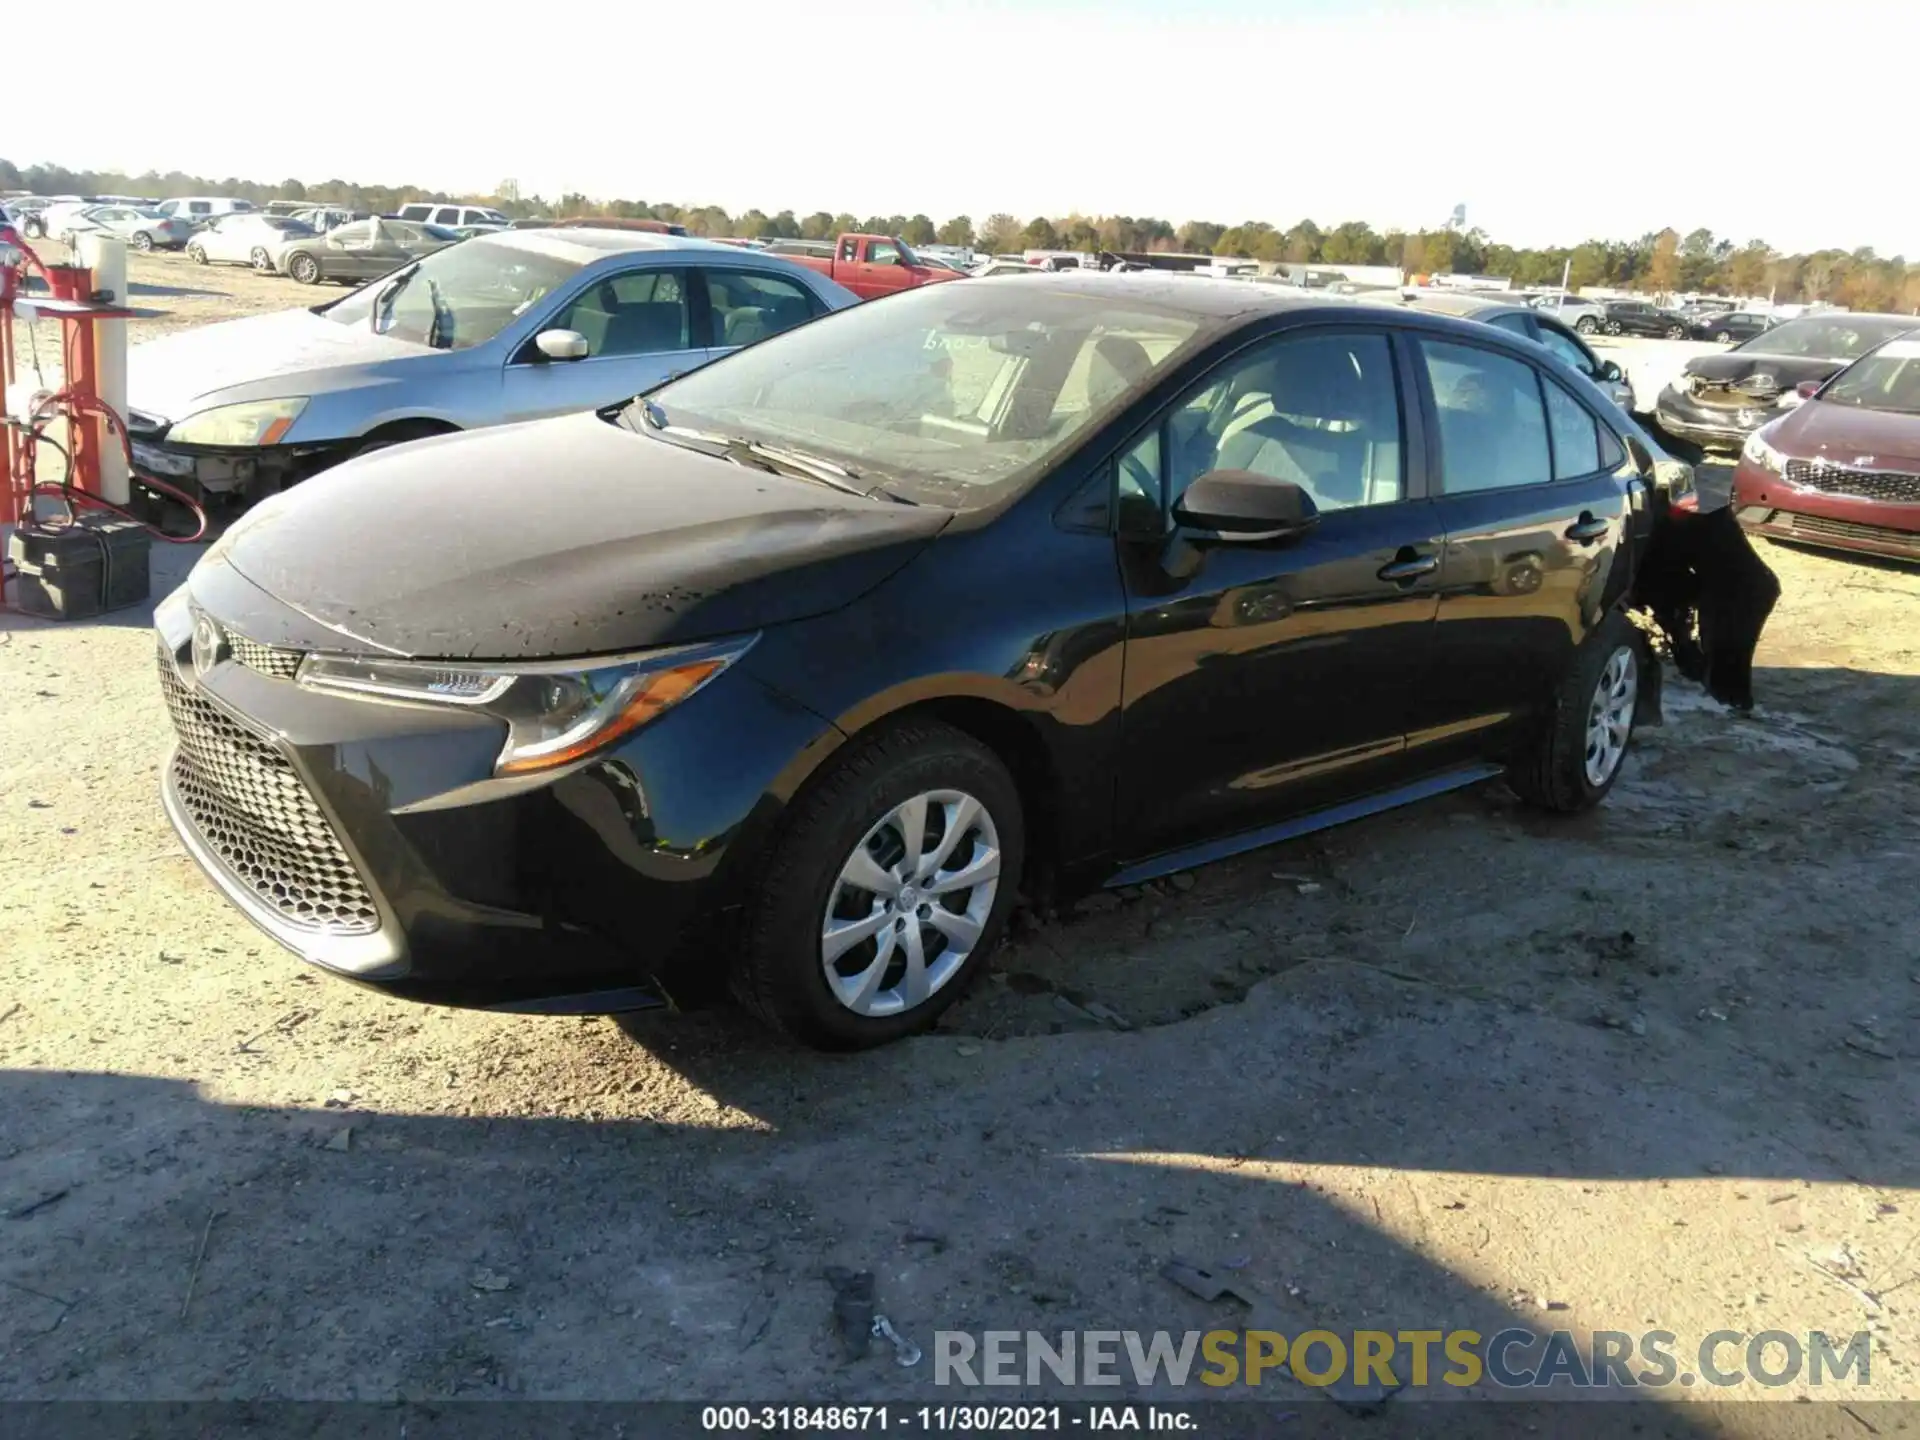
395,203,509,234
154,196,257,228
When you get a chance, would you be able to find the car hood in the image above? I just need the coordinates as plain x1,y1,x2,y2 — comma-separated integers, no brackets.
128,308,429,423
1673,349,1848,393
1777,399,1920,469
206,412,951,659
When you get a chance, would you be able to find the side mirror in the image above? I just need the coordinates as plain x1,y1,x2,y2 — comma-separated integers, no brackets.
1172,469,1318,541
1622,434,1657,479
534,329,590,362
1600,361,1625,383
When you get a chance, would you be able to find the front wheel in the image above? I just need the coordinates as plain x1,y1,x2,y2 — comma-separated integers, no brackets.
187,243,208,265
288,252,321,285
131,230,154,252
731,719,1024,1050
1509,611,1642,813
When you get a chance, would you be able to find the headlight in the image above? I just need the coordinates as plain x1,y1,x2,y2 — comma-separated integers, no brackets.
295,636,756,777
1741,430,1785,473
167,397,309,447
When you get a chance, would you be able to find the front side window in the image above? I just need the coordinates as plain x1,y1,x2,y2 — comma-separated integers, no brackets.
868,241,903,267
1165,331,1405,513
706,270,821,348
1420,340,1552,494
324,241,583,350
640,283,1201,501
1534,324,1596,376
330,221,372,246
546,268,691,357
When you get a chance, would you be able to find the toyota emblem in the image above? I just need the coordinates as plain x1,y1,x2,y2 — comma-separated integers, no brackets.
191,614,226,680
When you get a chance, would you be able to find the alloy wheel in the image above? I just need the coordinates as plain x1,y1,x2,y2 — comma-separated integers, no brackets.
820,789,1001,1018
1584,646,1637,788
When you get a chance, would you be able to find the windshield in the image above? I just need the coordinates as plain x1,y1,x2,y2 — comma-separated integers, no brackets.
261,216,315,236
1817,338,1920,415
1738,315,1916,360
321,239,581,350
635,282,1203,502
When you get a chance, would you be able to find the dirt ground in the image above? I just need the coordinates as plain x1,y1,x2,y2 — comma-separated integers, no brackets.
3,248,1920,1432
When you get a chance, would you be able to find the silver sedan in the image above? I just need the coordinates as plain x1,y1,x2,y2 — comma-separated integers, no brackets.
126,230,859,500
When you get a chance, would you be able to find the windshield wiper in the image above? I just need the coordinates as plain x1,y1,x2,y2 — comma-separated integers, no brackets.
424,277,452,350
639,410,914,503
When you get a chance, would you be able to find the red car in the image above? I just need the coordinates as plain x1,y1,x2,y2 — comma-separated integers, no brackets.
1733,337,1920,562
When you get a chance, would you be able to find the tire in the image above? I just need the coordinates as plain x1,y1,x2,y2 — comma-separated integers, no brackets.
731,719,1024,1050
249,246,272,271
1665,324,1687,340
350,420,456,460
1714,330,1733,343
1574,316,1599,335
288,252,321,285
131,230,154,252
1604,321,1622,336
1509,609,1642,814
22,216,45,238
187,243,207,265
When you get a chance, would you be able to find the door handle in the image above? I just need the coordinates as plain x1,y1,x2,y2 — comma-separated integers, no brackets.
1377,553,1439,584
1564,514,1611,543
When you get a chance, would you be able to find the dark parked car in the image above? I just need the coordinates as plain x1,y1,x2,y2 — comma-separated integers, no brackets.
1687,311,1773,344
1598,300,1692,339
1656,312,1920,453
1733,335,1920,561
156,274,1681,1049
274,217,462,285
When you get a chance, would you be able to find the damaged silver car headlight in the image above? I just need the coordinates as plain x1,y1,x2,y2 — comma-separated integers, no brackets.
296,635,758,777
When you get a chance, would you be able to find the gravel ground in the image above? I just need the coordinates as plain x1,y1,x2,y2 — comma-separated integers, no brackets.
3,247,1919,1429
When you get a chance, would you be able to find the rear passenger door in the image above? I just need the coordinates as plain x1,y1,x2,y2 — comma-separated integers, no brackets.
700,268,827,357
1409,336,1634,766
498,266,709,421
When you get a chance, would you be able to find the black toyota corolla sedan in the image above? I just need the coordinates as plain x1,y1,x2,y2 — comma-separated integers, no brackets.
156,274,1676,1049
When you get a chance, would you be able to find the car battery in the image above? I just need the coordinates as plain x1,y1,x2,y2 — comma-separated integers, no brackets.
5,514,153,619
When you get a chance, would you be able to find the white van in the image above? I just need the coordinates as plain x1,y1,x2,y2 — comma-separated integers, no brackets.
395,203,509,232
154,197,257,226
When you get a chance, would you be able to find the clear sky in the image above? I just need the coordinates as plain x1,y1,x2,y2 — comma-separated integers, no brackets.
15,0,1913,256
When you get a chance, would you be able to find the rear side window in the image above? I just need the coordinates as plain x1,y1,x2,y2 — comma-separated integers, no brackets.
1487,312,1533,337
1419,340,1552,493
432,207,460,225
1543,380,1601,478
705,270,822,347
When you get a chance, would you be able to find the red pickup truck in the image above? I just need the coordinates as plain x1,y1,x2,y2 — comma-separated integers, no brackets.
763,234,962,302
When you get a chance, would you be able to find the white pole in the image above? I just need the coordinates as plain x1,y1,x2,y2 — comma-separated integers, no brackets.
76,232,130,506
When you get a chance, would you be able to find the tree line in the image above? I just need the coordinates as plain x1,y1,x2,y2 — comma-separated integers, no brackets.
6,158,1916,313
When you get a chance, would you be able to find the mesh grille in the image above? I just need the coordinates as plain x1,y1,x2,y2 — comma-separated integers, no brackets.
1782,513,1920,549
228,633,304,680
1783,458,1920,505
158,645,379,935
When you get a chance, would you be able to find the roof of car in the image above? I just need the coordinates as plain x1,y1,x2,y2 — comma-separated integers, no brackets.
970,269,1345,319
1354,290,1522,319
472,228,768,263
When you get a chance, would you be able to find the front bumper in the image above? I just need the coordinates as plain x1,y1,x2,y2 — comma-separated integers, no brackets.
1732,460,1920,562
154,568,837,1011
127,426,350,497
1653,388,1786,450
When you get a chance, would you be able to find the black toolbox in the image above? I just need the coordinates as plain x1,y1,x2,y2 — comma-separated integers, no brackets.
5,515,153,619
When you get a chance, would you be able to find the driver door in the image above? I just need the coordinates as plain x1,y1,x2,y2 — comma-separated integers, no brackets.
497,266,711,422
1115,327,1446,861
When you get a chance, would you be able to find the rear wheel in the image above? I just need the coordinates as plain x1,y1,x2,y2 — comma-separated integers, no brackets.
249,246,272,271
1664,323,1687,339
731,719,1024,1050
1714,329,1733,343
131,230,154,252
1509,610,1641,813
1574,316,1599,335
1604,320,1622,336
288,252,321,285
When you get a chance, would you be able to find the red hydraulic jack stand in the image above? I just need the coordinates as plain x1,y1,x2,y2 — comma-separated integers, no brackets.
2,239,136,526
